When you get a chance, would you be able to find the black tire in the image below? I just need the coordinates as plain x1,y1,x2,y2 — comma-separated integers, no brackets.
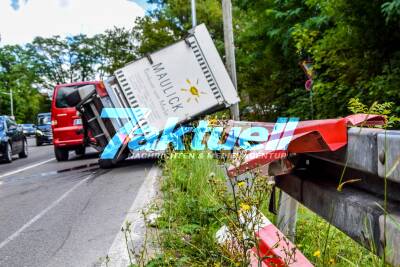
19,139,28,158
55,147,69,161
36,138,42,146
3,142,12,163
98,158,115,169
75,146,86,156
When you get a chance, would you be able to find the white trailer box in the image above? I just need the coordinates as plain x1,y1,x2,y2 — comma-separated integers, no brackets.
110,23,240,130
74,24,240,167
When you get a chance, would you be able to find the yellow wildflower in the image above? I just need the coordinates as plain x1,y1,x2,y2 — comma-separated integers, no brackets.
313,250,321,258
329,258,336,265
237,181,246,187
240,203,251,212
209,118,218,126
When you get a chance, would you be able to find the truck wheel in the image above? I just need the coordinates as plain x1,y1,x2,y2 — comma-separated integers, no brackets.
75,146,86,156
19,139,28,158
3,143,12,163
98,159,114,169
55,147,69,161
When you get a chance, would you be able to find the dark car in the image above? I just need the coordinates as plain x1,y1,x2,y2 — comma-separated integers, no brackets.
0,115,28,162
35,113,53,146
21,123,36,136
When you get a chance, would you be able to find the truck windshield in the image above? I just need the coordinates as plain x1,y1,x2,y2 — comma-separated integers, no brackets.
56,85,95,108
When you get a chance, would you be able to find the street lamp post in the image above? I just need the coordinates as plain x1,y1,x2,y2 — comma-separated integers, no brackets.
0,89,14,117
191,0,197,28
10,88,13,118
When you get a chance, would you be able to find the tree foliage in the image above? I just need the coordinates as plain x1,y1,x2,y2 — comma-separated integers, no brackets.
0,45,48,123
291,0,400,118
135,0,400,121
0,27,135,122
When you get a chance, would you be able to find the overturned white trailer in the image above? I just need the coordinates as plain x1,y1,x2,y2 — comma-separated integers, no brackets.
68,24,239,167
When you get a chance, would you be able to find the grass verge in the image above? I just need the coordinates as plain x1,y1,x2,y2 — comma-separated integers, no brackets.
146,152,384,266
148,152,229,266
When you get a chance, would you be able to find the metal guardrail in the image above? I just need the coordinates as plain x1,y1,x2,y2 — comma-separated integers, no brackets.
222,115,399,266
276,127,400,266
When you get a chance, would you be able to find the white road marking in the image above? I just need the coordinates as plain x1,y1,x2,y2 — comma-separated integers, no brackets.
0,158,55,179
104,165,160,267
0,172,94,250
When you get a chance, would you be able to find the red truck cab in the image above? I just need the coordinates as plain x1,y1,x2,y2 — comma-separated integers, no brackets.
51,81,100,161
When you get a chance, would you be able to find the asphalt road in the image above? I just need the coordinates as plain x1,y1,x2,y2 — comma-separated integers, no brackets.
0,138,156,267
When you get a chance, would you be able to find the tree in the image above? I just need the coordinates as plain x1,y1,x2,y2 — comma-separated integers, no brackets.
133,0,225,54
0,45,49,123
96,27,137,78
1,27,138,122
132,14,180,56
135,0,400,121
26,34,99,88
291,0,400,118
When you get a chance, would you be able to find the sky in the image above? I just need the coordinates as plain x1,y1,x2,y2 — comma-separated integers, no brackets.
0,0,148,45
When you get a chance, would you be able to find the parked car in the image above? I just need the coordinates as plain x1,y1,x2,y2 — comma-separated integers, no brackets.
0,115,28,162
21,123,36,136
35,113,52,146
51,81,100,161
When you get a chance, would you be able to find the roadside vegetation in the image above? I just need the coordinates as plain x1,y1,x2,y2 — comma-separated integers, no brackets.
150,152,228,266
124,99,398,266
138,151,384,266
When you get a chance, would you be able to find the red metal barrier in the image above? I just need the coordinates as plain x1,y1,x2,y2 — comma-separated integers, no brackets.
216,210,313,266
249,220,313,267
227,114,386,177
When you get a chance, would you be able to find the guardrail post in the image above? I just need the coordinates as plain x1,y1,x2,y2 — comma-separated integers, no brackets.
277,191,299,242
380,213,400,266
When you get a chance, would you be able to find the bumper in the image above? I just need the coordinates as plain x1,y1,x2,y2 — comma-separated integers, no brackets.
36,135,53,143
53,126,84,148
24,131,36,136
53,139,84,147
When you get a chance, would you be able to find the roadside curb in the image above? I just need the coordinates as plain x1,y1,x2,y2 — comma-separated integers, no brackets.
103,165,161,267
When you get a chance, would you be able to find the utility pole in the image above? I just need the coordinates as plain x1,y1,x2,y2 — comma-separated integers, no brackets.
222,0,240,120
191,0,197,28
